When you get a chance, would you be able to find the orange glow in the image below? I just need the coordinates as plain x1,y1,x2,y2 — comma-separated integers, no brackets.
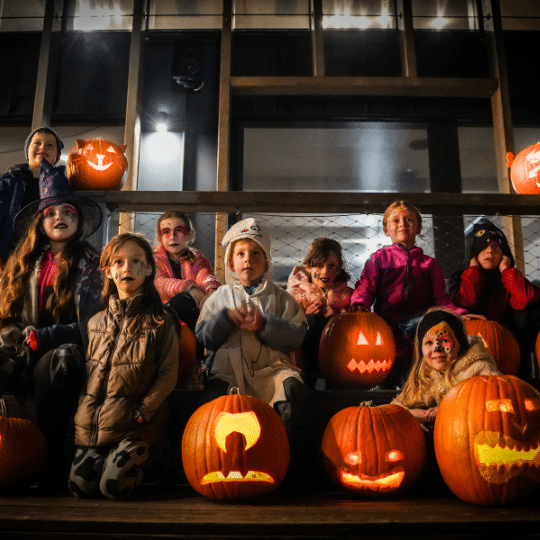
214,411,261,452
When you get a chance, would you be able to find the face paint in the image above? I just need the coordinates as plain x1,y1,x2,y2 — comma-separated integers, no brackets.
421,321,460,372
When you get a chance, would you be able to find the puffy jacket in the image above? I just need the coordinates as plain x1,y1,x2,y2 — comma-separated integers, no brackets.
351,243,466,328
153,245,221,303
450,266,540,322
286,266,352,317
74,295,179,448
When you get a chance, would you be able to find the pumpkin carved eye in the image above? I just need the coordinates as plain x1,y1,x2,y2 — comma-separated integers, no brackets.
344,452,361,466
524,398,540,411
106,146,117,154
84,144,94,152
486,399,514,413
387,451,404,463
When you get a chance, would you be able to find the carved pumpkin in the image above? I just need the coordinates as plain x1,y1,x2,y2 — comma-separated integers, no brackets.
507,143,540,194
434,375,540,506
181,389,290,501
463,319,520,375
321,403,426,496
318,312,395,389
0,416,48,489
67,138,128,190
176,322,198,388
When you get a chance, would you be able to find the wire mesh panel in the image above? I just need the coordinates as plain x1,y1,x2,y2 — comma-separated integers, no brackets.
107,210,540,288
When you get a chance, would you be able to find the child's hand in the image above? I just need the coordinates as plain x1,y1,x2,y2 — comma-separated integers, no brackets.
189,287,206,309
305,302,324,315
499,255,512,272
237,304,265,333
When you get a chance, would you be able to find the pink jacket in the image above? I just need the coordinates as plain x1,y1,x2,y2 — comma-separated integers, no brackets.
153,245,221,304
287,266,352,317
351,243,466,329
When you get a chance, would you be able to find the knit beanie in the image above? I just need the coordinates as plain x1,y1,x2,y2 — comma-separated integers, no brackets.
465,218,514,267
416,309,469,360
24,127,64,165
222,217,272,285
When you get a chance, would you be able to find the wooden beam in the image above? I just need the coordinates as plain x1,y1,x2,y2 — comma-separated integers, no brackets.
83,190,540,216
230,76,498,98
310,0,325,77
398,0,417,78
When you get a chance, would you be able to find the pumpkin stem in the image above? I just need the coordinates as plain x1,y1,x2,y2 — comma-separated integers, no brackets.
229,387,241,395
358,400,374,408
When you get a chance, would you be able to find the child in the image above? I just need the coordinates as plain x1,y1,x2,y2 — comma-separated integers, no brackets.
287,238,352,387
392,308,499,428
0,127,65,262
69,233,179,500
196,218,308,433
350,200,474,387
0,159,102,488
153,210,221,330
449,218,540,379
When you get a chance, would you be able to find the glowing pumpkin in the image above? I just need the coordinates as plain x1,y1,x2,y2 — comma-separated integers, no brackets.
67,138,128,190
463,319,520,375
434,375,540,506
0,416,48,489
506,143,540,194
181,389,290,501
318,312,395,389
176,322,198,388
321,403,426,497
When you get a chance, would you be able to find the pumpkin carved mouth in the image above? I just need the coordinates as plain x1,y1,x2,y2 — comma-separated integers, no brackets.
202,470,274,484
87,156,113,172
474,430,540,484
347,358,393,373
339,467,405,492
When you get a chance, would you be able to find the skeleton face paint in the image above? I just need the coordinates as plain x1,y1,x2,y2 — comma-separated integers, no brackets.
421,321,460,372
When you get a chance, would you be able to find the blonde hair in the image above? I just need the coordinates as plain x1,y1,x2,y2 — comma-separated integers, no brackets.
382,200,422,235
395,308,467,408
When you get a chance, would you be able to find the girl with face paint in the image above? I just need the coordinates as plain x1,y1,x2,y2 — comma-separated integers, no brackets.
287,238,353,388
70,233,179,500
392,308,499,427
153,211,221,331
0,159,102,491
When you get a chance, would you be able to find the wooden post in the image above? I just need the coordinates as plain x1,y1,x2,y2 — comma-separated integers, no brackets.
398,0,417,78
310,0,325,77
215,0,233,283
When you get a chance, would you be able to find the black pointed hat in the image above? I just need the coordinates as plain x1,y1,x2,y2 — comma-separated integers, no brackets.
15,159,103,239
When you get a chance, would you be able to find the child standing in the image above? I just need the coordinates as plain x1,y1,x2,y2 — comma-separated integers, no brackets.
153,211,221,330
0,159,102,489
287,238,352,387
448,218,540,379
196,218,308,433
392,308,499,428
350,200,472,386
69,233,179,500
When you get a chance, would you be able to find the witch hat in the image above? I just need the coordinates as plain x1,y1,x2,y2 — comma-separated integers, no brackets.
15,158,103,239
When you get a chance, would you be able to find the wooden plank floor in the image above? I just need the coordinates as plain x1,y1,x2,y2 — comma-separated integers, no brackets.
0,484,539,540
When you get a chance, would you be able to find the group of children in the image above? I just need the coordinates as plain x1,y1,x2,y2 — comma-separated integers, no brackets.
0,127,539,500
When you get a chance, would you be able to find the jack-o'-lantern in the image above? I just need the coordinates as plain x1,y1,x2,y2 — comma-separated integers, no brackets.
67,138,128,190
322,403,426,497
464,319,520,375
0,416,48,489
318,312,395,389
176,322,198,388
181,389,289,501
507,143,540,194
534,331,540,371
434,375,540,506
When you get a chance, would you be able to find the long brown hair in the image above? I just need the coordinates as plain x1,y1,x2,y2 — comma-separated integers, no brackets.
101,233,173,336
0,202,91,325
302,237,350,283
155,210,195,262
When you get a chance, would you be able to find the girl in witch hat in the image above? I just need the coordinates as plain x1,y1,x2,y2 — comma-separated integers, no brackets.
0,158,103,490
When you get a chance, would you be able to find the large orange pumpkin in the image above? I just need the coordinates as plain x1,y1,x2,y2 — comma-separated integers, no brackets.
507,143,540,194
434,375,540,506
318,312,395,389
67,138,128,190
321,403,426,497
176,322,198,388
463,319,520,375
0,417,48,489
181,389,290,501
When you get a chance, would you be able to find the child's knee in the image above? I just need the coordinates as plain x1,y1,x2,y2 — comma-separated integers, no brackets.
69,447,106,499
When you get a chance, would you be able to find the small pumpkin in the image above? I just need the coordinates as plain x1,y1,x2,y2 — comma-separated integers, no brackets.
0,416,48,490
507,143,540,194
321,403,426,496
318,312,395,389
176,322,198,388
463,319,520,375
181,389,290,501
67,138,128,190
434,374,540,506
